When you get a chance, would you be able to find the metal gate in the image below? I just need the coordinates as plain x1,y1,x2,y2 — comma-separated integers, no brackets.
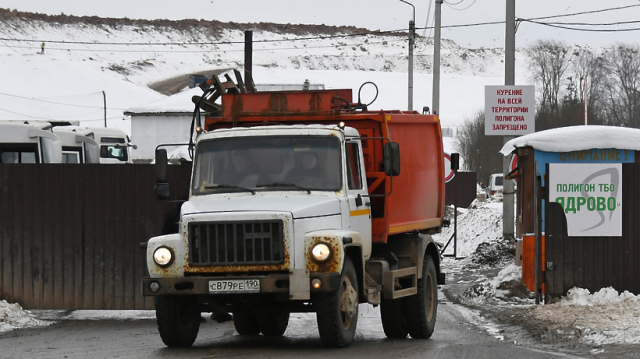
0,163,191,310
544,163,640,297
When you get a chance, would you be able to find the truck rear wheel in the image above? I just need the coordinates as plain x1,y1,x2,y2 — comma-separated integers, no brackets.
233,312,260,335
404,255,438,339
257,311,290,336
315,257,359,348
155,296,201,347
380,298,408,338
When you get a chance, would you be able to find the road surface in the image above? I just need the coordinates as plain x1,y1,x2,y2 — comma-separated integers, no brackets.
0,291,580,359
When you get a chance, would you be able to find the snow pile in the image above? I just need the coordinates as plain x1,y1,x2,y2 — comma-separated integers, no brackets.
33,310,156,321
530,287,640,345
0,300,52,333
436,195,506,258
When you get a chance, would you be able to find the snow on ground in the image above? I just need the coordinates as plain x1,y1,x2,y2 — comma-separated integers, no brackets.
0,14,529,135
0,300,52,333
530,287,640,345
433,193,640,347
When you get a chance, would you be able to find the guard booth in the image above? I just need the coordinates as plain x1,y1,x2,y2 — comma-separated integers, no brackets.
502,125,640,299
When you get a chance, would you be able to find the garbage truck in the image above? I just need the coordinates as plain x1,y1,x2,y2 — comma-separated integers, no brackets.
142,79,446,348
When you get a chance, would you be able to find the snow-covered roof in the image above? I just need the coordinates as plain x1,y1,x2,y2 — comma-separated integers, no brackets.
124,88,200,115
500,125,640,156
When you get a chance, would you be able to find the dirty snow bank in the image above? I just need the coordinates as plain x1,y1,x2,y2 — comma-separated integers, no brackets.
530,287,640,345
0,300,52,333
439,195,640,347
436,194,507,259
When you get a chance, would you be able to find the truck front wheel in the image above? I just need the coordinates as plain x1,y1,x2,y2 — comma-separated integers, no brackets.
404,255,438,338
315,257,359,348
155,296,201,347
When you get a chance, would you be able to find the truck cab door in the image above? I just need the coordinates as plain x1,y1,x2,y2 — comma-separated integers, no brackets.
345,140,372,256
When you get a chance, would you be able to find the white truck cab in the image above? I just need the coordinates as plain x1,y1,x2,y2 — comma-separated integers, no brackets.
0,120,62,163
52,126,100,163
486,173,504,197
150,124,372,278
86,127,136,164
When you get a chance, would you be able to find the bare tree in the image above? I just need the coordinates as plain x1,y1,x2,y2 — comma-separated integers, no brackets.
600,44,640,127
454,110,503,185
564,47,607,125
526,40,570,115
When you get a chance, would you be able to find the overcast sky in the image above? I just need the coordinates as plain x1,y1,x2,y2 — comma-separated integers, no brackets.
3,1,640,48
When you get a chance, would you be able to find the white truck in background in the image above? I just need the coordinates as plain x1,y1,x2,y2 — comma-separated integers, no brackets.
0,120,62,164
52,126,100,164
86,127,136,164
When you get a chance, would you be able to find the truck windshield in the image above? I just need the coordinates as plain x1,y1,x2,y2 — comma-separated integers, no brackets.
192,135,342,195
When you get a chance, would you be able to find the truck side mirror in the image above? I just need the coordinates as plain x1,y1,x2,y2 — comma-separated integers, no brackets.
155,149,170,200
154,183,171,200
156,149,168,183
383,142,400,176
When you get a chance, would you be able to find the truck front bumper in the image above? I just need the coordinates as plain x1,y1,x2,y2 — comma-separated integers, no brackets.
142,272,341,297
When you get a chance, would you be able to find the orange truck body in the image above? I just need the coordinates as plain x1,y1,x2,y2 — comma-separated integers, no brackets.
204,89,445,242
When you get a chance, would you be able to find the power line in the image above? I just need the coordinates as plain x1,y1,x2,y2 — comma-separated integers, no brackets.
0,37,405,54
520,19,640,32
444,0,477,11
525,4,640,21
540,20,640,27
0,105,124,123
1,4,638,49
0,30,407,47
0,91,126,110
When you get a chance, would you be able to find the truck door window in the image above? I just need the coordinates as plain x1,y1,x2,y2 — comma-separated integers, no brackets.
100,137,128,162
0,145,38,163
346,143,363,190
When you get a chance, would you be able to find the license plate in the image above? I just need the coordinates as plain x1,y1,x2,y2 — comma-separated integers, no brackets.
208,279,260,293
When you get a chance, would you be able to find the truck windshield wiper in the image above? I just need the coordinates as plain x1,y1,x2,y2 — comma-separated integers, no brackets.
203,184,255,195
257,182,311,194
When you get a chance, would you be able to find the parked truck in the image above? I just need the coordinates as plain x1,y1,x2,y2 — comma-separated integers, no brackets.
0,120,62,163
142,82,446,348
86,127,136,164
52,126,100,163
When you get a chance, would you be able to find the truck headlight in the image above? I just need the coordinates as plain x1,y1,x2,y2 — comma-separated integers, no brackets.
311,243,332,262
153,246,174,267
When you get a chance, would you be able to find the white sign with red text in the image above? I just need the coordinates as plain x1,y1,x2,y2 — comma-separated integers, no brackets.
485,85,535,136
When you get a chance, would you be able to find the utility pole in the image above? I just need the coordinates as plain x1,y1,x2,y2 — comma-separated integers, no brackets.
433,0,442,115
584,75,588,125
399,0,415,111
102,90,107,127
503,0,515,239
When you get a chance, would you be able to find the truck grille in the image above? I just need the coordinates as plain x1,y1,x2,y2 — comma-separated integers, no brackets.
188,220,285,266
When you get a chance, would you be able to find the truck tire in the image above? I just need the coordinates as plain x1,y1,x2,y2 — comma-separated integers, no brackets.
315,257,359,348
404,255,438,339
155,296,201,347
257,311,290,336
380,298,408,338
233,312,260,335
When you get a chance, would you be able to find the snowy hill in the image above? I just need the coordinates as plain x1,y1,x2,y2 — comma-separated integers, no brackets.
0,9,529,138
